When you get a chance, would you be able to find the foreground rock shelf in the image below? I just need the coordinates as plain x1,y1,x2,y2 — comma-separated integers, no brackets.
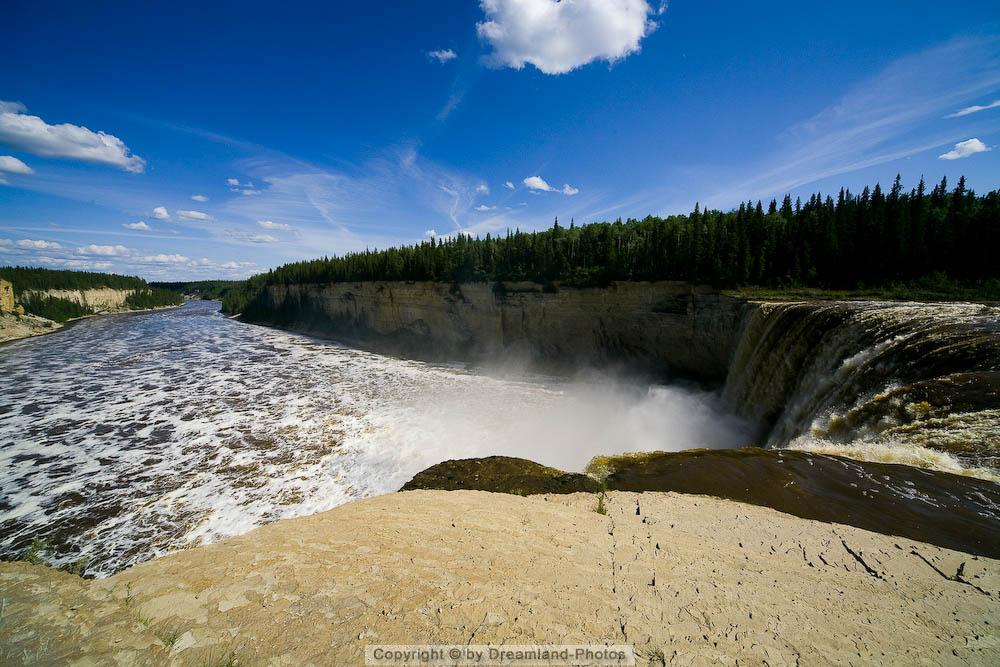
405,451,1000,558
1,490,997,665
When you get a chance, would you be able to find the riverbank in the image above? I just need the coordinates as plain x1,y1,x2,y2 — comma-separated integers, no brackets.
1,489,996,665
0,303,182,345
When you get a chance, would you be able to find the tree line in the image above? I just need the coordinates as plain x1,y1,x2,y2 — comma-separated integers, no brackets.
0,266,152,293
210,175,995,312
0,266,182,320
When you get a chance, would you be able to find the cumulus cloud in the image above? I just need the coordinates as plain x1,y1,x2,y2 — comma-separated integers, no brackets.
123,221,150,231
226,177,240,186
78,244,130,256
249,234,276,243
476,0,659,75
561,184,579,195
474,204,496,212
428,49,458,63
424,229,437,238
503,180,515,190
946,99,1000,118
17,239,62,250
141,253,190,264
476,183,490,194
257,220,290,230
191,194,208,202
523,175,555,191
177,209,212,220
938,138,990,160
0,155,33,174
152,206,170,220
0,100,146,172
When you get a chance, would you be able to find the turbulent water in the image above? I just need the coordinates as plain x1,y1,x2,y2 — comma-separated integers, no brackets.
725,301,1000,479
0,301,751,576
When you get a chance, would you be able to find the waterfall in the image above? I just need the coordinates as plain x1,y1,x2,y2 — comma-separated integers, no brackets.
723,301,1000,478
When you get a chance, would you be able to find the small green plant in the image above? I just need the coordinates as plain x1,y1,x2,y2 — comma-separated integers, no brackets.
156,627,184,650
121,582,136,609
202,648,242,667
19,538,50,565
594,491,607,515
61,558,88,576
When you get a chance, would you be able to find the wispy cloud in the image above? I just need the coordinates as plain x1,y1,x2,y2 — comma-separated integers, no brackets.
191,194,208,202
177,210,212,221
428,49,458,64
946,99,1000,118
702,34,1000,208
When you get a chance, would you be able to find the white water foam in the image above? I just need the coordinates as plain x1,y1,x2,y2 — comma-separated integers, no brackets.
0,301,751,575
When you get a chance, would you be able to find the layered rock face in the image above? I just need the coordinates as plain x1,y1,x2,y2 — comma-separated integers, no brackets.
0,279,14,313
252,281,746,380
21,287,135,313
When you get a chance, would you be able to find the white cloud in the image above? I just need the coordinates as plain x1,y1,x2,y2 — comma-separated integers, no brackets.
152,206,170,220
257,220,290,230
17,239,62,250
191,194,208,202
476,0,659,75
938,138,990,160
476,183,490,195
424,229,437,238
474,204,496,212
0,155,33,174
123,221,151,231
141,254,190,264
561,184,579,195
503,180,515,190
523,175,555,192
240,188,261,196
428,49,458,63
946,99,1000,118
177,209,212,221
78,244,130,256
249,234,276,243
0,100,145,172
226,177,240,186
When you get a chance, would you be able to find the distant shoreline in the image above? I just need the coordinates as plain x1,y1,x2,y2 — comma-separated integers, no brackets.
0,302,184,346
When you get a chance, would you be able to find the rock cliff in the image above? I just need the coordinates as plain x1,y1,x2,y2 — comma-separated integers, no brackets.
0,279,14,313
251,281,746,381
21,287,136,313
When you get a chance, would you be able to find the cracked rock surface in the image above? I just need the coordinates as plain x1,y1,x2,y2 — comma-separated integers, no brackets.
1,490,997,665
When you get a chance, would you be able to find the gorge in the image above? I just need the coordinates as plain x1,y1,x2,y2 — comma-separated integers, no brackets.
240,280,1000,479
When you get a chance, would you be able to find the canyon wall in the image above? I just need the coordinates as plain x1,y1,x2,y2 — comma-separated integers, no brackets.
21,288,136,312
0,279,14,313
251,281,747,381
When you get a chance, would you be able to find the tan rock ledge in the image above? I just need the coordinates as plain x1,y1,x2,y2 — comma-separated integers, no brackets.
1,490,998,665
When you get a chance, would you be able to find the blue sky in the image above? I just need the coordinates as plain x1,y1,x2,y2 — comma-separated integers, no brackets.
1,1,999,280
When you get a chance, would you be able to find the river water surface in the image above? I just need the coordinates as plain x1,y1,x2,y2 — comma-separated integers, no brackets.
1,301,754,575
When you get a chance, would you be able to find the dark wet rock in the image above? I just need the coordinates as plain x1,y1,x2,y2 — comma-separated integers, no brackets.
401,456,599,495
591,448,1000,559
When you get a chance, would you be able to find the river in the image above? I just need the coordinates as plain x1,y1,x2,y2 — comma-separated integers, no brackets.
0,300,752,575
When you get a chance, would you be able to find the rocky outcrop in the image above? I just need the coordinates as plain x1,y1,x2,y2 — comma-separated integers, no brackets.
0,279,14,313
0,312,60,343
1,490,997,665
401,455,600,494
21,287,136,313
251,281,746,380
402,450,1000,558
